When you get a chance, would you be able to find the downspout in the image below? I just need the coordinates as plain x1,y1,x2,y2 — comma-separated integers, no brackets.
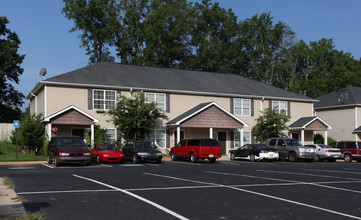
261,97,264,116
355,106,358,141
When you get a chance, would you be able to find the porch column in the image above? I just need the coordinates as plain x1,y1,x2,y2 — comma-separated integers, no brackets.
177,126,181,143
209,127,213,139
47,123,52,141
324,130,328,145
240,128,244,147
91,124,95,146
301,130,305,145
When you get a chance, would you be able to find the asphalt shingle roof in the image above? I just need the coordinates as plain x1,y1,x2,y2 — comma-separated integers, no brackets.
289,117,317,128
43,62,314,101
314,86,361,109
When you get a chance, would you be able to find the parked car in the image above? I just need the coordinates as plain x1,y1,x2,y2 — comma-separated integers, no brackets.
229,144,279,162
264,137,316,162
91,144,124,164
47,136,92,167
170,138,221,163
122,141,163,163
304,144,341,162
329,141,361,162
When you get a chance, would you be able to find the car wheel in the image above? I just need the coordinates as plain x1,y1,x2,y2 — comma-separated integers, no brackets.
96,155,101,164
54,156,60,167
230,153,235,161
288,152,297,162
314,155,320,162
209,158,216,163
344,154,352,162
133,155,139,164
170,151,177,161
250,154,255,162
327,158,336,162
47,156,52,164
190,152,198,163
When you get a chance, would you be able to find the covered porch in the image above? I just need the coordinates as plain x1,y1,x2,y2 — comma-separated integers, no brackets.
43,105,99,145
166,102,248,155
289,116,332,145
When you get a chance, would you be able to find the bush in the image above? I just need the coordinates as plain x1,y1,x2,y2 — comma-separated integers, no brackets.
314,133,324,144
10,113,45,155
0,141,15,155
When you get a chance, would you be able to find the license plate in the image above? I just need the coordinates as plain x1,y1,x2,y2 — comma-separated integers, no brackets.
209,154,213,158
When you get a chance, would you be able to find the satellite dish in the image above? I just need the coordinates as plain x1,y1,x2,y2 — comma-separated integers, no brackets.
39,68,47,79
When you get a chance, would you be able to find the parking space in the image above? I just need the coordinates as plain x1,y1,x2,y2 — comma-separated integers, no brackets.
1,160,361,219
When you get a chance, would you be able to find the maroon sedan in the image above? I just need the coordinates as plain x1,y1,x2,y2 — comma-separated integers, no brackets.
91,144,124,164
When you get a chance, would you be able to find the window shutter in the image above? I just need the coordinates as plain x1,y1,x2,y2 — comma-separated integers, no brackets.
230,98,234,114
230,131,234,148
88,89,93,110
166,94,170,113
287,101,291,116
166,130,170,148
251,99,254,116
269,100,272,110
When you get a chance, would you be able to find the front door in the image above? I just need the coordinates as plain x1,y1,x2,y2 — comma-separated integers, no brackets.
72,129,84,139
218,131,227,155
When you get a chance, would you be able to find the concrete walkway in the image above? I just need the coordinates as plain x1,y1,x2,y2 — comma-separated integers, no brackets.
0,177,25,220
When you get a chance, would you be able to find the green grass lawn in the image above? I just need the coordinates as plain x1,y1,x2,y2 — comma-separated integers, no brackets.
0,141,46,162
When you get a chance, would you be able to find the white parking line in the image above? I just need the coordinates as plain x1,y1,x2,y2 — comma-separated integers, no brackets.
220,162,240,165
257,169,360,181
167,161,201,166
41,164,54,169
208,171,361,194
72,174,189,220
305,169,361,175
144,172,361,220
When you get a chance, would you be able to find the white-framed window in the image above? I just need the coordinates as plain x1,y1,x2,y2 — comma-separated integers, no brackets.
272,101,287,114
234,98,251,116
150,129,166,148
93,89,116,110
105,128,116,144
145,93,166,111
234,131,251,148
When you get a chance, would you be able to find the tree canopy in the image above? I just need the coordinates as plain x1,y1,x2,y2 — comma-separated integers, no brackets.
62,0,361,99
0,16,25,122
108,92,168,142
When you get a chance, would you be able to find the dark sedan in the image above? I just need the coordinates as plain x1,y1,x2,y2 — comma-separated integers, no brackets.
229,144,279,162
122,141,163,163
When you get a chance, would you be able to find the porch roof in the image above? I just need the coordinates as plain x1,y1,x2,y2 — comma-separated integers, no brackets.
289,116,332,131
166,102,248,128
43,105,99,124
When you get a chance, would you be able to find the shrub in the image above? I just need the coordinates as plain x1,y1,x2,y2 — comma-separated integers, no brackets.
314,133,324,144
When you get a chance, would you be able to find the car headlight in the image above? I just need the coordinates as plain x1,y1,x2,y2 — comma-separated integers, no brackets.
59,153,69,156
103,154,109,157
137,152,149,156
156,152,162,156
298,148,305,153
83,152,91,156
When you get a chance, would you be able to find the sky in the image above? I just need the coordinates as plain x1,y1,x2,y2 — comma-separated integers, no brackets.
1,0,361,111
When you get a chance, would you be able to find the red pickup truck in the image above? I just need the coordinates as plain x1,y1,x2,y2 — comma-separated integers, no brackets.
170,138,222,163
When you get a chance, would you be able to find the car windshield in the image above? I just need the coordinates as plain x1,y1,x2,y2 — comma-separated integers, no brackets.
98,145,116,151
253,144,267,150
285,139,302,146
319,145,331,148
134,141,155,149
57,137,86,147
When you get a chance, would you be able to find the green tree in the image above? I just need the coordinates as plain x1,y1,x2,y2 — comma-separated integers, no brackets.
108,92,168,142
238,13,295,85
0,17,25,122
85,124,108,146
62,0,118,63
186,0,240,73
252,108,290,142
11,113,45,154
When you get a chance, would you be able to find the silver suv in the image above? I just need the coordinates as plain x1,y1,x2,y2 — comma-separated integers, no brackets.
264,138,316,162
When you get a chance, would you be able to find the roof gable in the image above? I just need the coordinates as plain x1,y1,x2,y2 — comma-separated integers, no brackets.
289,116,332,130
43,105,99,123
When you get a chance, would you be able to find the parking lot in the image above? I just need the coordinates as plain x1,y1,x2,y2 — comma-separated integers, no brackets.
1,159,361,219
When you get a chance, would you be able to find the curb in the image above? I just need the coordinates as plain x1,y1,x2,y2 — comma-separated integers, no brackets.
0,178,25,219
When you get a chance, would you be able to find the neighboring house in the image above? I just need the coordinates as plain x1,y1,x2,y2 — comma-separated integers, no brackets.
27,62,327,154
315,86,361,142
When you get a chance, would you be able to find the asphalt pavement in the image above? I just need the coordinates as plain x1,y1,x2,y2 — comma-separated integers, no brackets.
1,157,360,220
